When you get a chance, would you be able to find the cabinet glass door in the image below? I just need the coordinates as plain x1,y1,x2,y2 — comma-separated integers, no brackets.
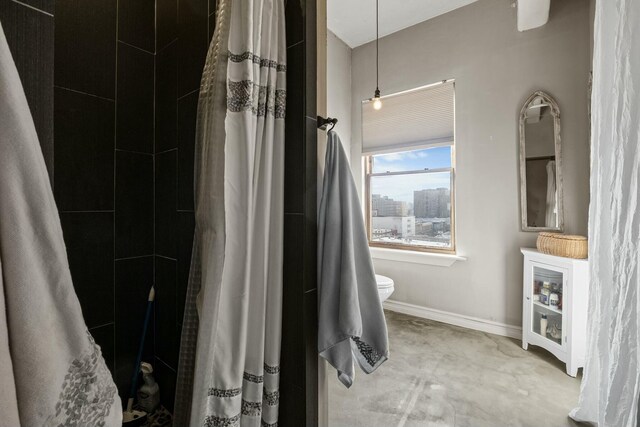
531,264,564,346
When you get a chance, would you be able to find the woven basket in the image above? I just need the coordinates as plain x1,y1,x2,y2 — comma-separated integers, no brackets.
536,232,588,259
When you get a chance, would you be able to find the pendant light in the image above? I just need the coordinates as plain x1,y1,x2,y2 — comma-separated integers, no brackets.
372,0,382,110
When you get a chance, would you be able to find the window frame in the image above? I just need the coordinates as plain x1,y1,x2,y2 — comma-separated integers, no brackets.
364,146,457,254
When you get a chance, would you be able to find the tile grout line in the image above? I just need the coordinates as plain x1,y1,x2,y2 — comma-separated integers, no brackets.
60,210,115,213
118,39,155,56
115,148,154,156
89,321,116,331
115,254,155,261
177,87,200,101
113,0,119,376
155,356,177,373
152,37,157,360
54,85,115,103
10,0,53,16
157,37,178,55
153,0,158,363
157,147,178,155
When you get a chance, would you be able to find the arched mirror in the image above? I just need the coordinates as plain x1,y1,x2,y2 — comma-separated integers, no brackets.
519,91,563,232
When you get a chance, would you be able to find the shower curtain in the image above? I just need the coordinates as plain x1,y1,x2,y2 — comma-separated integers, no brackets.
569,1,640,425
174,0,286,425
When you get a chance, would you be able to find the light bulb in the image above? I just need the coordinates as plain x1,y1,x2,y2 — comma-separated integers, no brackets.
373,97,382,110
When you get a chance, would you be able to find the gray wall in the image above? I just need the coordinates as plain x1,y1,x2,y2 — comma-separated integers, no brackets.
327,31,352,157
349,0,591,328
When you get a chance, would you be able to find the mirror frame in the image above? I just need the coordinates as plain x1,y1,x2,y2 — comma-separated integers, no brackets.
519,90,564,232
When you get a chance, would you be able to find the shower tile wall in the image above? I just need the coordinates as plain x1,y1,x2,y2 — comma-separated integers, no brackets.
0,0,54,181
53,0,155,401
281,0,319,425
3,0,318,420
153,0,214,411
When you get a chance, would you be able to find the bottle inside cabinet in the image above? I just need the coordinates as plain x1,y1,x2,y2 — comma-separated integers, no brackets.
531,266,563,345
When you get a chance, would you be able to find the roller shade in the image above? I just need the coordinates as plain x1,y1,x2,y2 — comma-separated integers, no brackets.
362,81,455,155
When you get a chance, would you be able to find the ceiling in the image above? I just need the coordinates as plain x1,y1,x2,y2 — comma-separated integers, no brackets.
328,0,480,48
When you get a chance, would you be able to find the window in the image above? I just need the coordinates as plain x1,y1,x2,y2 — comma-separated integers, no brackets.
365,146,455,252
362,81,455,253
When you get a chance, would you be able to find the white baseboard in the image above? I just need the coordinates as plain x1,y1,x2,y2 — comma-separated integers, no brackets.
383,299,522,339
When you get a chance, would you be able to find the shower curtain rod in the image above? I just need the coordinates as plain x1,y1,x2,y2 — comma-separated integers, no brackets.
318,116,338,131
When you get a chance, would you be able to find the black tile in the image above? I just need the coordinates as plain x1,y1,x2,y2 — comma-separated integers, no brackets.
177,91,198,210
114,256,154,396
118,0,155,52
208,12,215,42
0,1,54,181
304,10,317,118
60,212,114,329
114,366,132,406
283,214,304,295
279,383,305,427
154,257,178,368
208,0,216,16
154,358,177,412
176,211,195,324
157,0,178,50
116,43,154,153
285,0,303,47
90,323,115,374
281,214,304,389
54,88,115,211
115,151,154,258
156,150,178,258
55,0,117,99
13,0,54,14
303,289,318,426
303,119,317,293
284,45,305,215
177,0,208,97
155,42,178,153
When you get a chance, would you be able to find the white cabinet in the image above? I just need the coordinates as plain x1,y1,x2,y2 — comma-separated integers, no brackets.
521,248,589,377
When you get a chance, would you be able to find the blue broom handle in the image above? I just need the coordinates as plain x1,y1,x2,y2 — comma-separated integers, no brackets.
129,286,156,400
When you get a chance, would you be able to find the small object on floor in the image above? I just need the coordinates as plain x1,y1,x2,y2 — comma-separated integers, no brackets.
122,408,148,427
142,405,173,427
137,362,160,413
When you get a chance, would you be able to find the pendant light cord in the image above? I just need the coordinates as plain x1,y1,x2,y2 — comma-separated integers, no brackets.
376,0,379,93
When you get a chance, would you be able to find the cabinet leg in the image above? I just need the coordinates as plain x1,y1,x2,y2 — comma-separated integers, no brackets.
522,340,528,351
566,363,578,377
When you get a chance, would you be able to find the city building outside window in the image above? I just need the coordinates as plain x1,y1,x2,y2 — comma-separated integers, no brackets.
365,145,455,253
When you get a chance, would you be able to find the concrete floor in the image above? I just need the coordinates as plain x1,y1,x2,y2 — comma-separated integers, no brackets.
328,311,582,427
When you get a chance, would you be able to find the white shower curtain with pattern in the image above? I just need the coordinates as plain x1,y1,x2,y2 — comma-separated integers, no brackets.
173,0,286,425
570,0,640,425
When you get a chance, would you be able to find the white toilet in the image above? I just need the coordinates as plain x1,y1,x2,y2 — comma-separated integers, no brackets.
375,274,395,302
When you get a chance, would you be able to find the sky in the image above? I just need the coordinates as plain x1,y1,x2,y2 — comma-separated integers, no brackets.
372,146,451,173
371,147,452,203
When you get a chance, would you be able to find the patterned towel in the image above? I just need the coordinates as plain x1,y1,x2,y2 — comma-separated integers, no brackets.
0,21,121,427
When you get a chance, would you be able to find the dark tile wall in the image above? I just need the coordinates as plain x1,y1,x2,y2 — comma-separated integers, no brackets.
280,0,319,426
0,0,54,181
5,0,317,420
152,0,213,411
54,0,155,404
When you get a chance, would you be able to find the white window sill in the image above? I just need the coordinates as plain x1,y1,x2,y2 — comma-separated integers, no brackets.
369,247,466,267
